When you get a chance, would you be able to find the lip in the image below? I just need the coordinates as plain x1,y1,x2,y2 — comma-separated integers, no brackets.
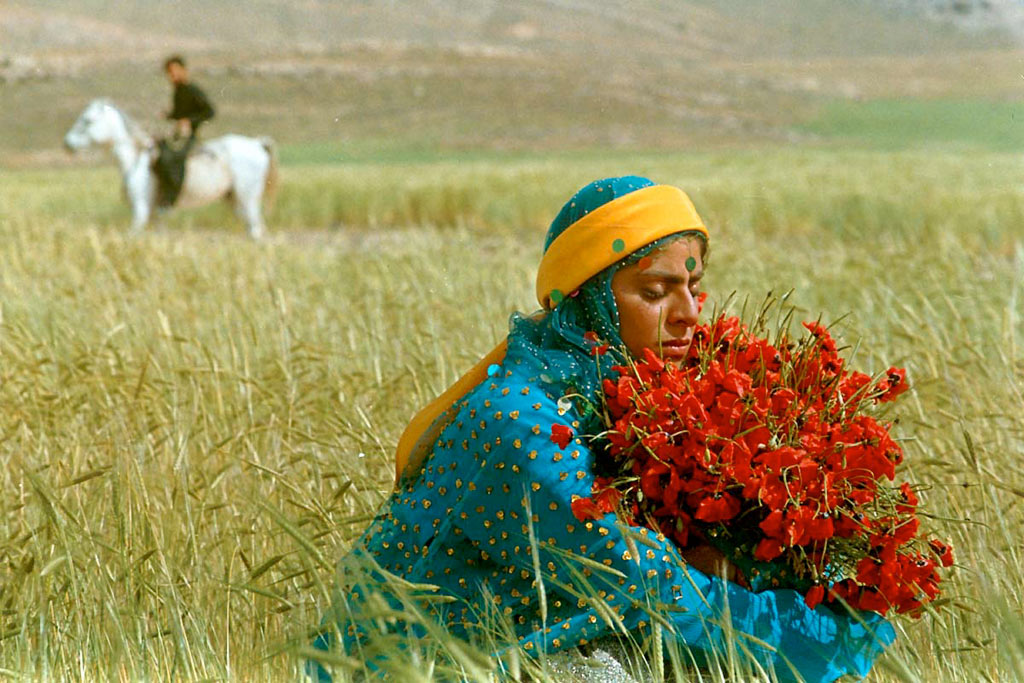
659,339,692,358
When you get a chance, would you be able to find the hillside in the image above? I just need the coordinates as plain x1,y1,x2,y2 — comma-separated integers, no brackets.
5,0,1014,61
2,0,1021,166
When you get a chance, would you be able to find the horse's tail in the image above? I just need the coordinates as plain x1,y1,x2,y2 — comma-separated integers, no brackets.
260,136,279,210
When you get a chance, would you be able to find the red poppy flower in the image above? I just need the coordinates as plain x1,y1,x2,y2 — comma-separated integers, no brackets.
839,371,872,402
694,493,741,522
594,487,623,514
754,538,785,562
876,367,909,403
802,320,837,353
584,331,611,356
571,496,603,522
853,589,892,616
929,539,955,568
594,311,947,617
804,584,826,609
759,509,785,539
550,423,574,449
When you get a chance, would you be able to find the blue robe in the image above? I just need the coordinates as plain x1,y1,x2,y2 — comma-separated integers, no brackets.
315,358,894,681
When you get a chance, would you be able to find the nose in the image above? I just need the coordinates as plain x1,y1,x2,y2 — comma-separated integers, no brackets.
666,290,699,330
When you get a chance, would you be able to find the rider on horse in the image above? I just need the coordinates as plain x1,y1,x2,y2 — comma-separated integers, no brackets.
154,55,215,207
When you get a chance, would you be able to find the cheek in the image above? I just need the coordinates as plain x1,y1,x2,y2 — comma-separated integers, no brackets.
618,297,660,345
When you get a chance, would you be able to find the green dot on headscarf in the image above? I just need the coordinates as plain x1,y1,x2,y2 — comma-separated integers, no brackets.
612,238,626,253
685,256,697,272
550,289,564,305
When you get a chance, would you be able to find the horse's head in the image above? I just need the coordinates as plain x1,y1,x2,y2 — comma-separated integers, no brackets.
64,99,128,152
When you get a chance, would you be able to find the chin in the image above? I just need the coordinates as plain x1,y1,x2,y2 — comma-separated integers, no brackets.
660,349,690,363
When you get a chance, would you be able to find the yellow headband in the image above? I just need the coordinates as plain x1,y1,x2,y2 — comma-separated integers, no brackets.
394,184,708,483
536,184,708,309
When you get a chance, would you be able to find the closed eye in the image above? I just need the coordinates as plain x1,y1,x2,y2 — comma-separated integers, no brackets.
641,288,664,301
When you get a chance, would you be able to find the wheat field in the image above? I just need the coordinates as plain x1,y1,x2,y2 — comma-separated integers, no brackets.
0,149,1022,680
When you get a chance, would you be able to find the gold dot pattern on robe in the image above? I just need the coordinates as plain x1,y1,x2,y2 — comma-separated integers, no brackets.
330,361,767,663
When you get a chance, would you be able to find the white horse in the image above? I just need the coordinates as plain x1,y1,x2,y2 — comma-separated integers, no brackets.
63,98,277,239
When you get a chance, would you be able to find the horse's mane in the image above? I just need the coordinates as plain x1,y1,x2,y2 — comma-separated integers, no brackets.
99,98,154,147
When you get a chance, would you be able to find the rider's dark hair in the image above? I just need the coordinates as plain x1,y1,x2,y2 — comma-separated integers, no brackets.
164,55,186,70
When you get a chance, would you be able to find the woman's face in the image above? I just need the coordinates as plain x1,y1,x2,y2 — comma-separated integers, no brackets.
611,236,704,363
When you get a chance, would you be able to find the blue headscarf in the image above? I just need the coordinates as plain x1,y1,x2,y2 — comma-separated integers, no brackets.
505,176,697,412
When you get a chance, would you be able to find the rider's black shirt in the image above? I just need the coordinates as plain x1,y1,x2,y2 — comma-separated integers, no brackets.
167,82,215,134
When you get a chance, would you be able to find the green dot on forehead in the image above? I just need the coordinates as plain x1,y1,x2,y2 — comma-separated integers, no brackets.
611,238,626,253
685,256,697,272
550,289,564,305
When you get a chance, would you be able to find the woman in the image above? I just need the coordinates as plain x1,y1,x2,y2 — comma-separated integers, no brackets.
313,177,894,681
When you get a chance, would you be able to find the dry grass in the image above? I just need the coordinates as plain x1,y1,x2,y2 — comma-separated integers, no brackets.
0,148,1022,680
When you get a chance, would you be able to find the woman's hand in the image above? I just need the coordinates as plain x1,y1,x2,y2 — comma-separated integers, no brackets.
681,544,745,586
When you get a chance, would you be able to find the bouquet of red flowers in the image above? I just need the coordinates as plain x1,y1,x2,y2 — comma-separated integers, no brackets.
571,307,953,616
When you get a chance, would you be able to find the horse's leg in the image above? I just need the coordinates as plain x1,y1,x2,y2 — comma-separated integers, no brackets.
127,166,157,234
130,200,151,233
242,195,266,240
129,187,153,233
233,182,266,240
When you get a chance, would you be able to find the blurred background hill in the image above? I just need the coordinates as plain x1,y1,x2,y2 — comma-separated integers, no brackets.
2,0,1023,166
